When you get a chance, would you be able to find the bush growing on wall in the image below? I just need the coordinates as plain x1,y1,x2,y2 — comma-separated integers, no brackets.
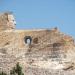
0,62,24,75
0,71,7,75
10,62,24,75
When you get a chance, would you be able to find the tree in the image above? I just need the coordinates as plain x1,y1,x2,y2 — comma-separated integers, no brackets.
0,71,7,75
10,62,24,75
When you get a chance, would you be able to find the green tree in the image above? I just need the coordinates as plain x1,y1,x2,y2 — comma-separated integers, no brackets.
0,71,7,75
10,62,24,75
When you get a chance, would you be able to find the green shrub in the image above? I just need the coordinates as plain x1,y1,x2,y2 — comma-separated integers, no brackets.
0,71,7,75
10,62,24,75
0,62,24,75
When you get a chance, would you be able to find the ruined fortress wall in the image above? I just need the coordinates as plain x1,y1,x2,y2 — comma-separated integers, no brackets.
0,29,64,55
0,29,74,72
0,12,75,75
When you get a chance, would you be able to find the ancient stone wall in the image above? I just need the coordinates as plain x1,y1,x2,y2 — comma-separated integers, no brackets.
0,12,75,75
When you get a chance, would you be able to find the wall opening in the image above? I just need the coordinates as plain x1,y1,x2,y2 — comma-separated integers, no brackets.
24,36,32,45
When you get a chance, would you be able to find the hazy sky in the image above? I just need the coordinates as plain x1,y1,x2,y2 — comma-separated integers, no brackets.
0,0,75,37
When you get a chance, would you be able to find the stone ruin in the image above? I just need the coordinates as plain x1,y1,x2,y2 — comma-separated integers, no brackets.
0,12,75,75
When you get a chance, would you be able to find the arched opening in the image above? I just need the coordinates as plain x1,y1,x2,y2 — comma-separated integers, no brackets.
24,36,32,45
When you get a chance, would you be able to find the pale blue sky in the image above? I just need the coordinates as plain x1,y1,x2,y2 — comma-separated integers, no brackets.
0,0,75,37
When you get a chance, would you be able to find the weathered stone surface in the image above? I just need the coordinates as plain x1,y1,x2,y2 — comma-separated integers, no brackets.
0,12,75,75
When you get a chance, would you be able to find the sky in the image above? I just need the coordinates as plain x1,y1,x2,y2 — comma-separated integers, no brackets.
0,0,75,37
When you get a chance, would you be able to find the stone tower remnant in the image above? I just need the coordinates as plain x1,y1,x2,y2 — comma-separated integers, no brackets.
0,12,16,30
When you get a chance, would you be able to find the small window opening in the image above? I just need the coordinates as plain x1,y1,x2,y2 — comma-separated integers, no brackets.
24,36,32,45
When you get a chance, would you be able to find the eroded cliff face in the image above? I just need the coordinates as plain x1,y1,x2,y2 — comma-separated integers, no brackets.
0,12,75,75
